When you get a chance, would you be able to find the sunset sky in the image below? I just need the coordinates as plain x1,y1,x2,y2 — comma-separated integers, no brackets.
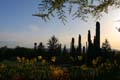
0,0,120,50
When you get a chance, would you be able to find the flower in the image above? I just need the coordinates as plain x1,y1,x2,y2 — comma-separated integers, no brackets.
51,56,56,63
26,59,30,64
92,59,97,65
16,56,21,62
38,56,42,60
51,67,64,79
21,57,25,62
41,59,46,64
81,64,88,70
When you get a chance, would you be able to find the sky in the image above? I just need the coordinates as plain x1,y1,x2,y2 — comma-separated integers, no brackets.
0,0,120,50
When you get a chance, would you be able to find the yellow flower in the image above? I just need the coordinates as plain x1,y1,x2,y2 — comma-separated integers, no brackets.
51,67,64,79
38,56,42,60
26,59,30,64
41,59,46,64
51,56,56,63
21,57,25,62
16,56,21,62
81,64,88,70
92,59,97,65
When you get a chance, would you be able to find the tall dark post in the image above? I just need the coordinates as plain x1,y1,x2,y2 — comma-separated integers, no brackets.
86,41,88,52
38,42,45,55
95,21,100,56
96,22,100,49
70,37,75,55
93,36,96,46
88,30,92,47
63,45,67,54
83,46,85,54
87,30,93,65
58,44,62,54
78,34,81,55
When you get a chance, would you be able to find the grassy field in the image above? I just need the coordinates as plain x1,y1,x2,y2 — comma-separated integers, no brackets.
0,59,120,80
0,55,119,80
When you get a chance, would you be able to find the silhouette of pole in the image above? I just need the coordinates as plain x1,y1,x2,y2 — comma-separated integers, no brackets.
87,30,93,66
63,45,67,54
78,34,81,55
83,46,85,54
70,37,75,55
95,21,100,56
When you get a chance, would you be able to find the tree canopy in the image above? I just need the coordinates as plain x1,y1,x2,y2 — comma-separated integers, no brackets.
102,39,111,52
33,0,120,24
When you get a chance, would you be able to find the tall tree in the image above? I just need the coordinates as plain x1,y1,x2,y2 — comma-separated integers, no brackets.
47,35,59,55
38,42,45,54
101,39,112,61
102,39,111,52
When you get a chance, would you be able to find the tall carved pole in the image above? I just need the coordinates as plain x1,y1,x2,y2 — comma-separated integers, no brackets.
78,34,81,55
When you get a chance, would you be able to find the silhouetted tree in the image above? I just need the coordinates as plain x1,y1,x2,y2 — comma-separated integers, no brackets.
102,39,111,52
101,39,113,62
47,35,60,56
38,42,45,55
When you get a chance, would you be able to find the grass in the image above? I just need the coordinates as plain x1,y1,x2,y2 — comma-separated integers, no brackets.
0,58,120,80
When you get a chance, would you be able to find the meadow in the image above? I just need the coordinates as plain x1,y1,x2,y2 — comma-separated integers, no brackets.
0,55,120,80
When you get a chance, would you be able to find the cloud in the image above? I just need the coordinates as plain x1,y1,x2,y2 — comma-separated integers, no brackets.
29,25,41,32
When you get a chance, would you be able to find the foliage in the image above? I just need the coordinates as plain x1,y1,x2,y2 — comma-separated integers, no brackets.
102,39,111,52
47,35,61,55
33,0,120,23
0,55,120,80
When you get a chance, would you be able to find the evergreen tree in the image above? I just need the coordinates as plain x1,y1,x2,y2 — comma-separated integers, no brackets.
102,39,111,52
101,39,112,59
47,35,59,56
38,42,45,55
